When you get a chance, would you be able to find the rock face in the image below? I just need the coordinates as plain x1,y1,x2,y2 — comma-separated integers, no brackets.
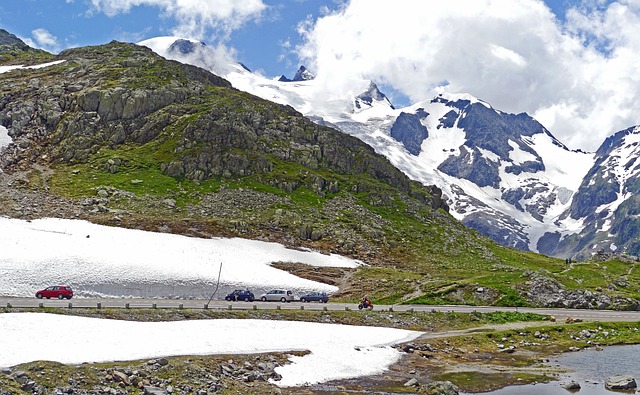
390,112,428,156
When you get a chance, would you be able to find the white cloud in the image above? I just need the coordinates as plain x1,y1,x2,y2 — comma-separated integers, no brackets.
89,0,267,41
25,28,60,53
296,0,640,151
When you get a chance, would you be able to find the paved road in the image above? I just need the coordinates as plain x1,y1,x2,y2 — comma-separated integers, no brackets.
2,297,640,323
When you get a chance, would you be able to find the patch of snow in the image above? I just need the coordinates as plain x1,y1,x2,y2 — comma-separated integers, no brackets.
508,140,537,164
0,60,65,75
0,125,10,149
0,217,362,299
0,313,421,387
610,243,618,252
479,148,501,163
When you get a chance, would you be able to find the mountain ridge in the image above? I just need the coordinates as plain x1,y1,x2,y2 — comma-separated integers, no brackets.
134,36,640,260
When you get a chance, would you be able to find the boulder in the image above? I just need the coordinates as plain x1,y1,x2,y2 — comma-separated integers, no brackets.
404,378,419,387
420,380,459,395
561,380,581,390
605,375,637,390
144,387,169,395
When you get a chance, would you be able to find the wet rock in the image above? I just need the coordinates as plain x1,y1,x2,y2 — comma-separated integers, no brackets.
605,375,636,390
561,380,581,390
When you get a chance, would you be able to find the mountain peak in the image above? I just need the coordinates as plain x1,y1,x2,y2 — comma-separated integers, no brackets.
355,81,395,110
292,65,315,81
0,29,26,46
168,38,206,55
277,66,315,83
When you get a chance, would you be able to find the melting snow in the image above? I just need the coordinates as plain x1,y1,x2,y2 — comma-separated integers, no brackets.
0,60,65,75
0,313,421,387
0,217,362,299
0,125,10,149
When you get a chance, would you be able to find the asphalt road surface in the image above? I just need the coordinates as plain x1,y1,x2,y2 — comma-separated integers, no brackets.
2,297,640,323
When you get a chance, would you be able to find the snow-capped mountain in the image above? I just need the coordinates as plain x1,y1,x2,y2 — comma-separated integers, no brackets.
139,37,632,258
539,126,640,258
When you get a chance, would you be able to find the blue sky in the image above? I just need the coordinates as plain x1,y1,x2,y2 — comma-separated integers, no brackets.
1,0,637,151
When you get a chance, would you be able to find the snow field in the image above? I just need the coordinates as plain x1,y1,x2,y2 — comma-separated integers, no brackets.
0,217,362,299
0,313,422,387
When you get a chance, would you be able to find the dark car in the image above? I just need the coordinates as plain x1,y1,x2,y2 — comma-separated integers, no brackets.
299,291,329,303
225,289,255,302
35,286,73,300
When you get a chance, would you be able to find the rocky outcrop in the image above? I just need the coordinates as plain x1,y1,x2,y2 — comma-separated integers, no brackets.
390,112,428,155
0,355,285,394
521,272,640,310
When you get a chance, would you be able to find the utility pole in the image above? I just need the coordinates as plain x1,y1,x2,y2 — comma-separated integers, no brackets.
206,262,223,308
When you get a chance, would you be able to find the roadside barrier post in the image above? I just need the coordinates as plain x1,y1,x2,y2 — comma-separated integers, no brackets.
68,302,72,309
97,302,101,309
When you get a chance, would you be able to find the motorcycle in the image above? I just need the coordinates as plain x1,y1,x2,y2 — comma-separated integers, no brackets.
358,299,373,310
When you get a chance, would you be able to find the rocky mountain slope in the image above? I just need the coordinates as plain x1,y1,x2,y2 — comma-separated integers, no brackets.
2,34,640,308
138,37,640,261
540,126,640,259
0,29,51,64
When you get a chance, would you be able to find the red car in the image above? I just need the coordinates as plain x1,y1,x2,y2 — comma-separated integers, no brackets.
35,286,74,300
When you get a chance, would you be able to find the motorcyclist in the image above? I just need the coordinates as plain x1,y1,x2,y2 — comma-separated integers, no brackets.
361,294,371,308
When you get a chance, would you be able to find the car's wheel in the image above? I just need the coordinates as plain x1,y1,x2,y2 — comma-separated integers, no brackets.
261,296,267,302
67,296,72,300
36,293,42,299
280,297,286,303
323,300,328,303
225,297,230,301
57,294,64,299
244,297,250,302
300,297,306,303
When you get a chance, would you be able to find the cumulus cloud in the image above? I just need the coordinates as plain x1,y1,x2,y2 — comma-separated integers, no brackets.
296,0,640,151
21,29,60,53
88,0,267,40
